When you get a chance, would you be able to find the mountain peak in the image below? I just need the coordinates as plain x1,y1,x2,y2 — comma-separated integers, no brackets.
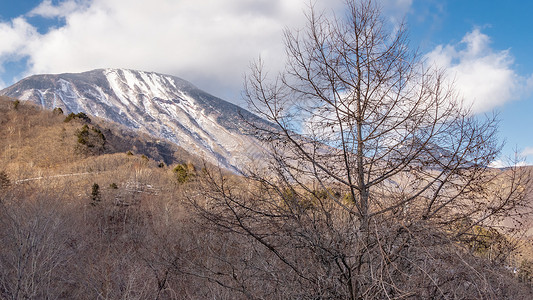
0,69,264,171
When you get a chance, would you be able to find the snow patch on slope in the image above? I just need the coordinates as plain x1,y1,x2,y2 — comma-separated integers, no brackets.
1,68,265,171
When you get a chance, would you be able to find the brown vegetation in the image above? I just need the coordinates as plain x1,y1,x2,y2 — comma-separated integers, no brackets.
0,97,234,298
0,90,532,299
189,0,533,298
1,1,533,296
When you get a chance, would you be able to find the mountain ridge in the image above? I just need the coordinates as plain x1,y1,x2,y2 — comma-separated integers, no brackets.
1,68,267,171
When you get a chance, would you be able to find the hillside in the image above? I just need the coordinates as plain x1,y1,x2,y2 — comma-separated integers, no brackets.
0,97,221,298
1,97,533,298
0,95,211,211
0,69,269,171
0,95,203,174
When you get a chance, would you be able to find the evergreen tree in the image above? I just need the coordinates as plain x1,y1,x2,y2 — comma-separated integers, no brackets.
90,183,101,206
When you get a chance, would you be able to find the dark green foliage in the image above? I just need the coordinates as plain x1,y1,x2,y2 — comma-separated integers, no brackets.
342,193,355,204
64,112,91,123
75,125,106,155
281,188,296,203
0,171,10,190
519,259,533,284
64,112,73,122
76,124,89,145
174,164,189,183
109,183,118,189
312,188,341,200
141,154,148,161
53,107,64,115
173,163,195,184
63,113,74,122
90,183,101,206
12,100,20,110
126,151,134,156
312,189,328,200
158,162,165,168
282,188,314,210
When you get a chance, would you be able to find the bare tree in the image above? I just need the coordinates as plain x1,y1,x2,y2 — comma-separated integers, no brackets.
0,190,77,300
195,0,532,298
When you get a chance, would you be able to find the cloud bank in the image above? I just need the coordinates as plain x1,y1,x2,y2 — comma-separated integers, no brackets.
425,28,529,113
28,0,83,18
0,0,527,112
1,0,344,101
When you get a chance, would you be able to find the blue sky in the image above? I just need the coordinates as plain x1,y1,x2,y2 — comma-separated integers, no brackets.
406,0,533,165
0,0,531,165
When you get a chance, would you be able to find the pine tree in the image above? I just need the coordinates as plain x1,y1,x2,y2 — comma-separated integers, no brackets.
0,171,10,190
90,183,101,206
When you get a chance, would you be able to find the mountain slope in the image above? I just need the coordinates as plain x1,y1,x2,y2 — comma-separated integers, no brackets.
1,69,266,171
0,96,204,174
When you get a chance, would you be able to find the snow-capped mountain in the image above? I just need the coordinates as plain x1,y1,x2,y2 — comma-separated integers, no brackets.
0,68,267,171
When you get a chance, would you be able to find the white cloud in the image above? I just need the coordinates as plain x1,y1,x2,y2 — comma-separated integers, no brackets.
28,0,83,19
489,160,506,169
0,0,414,104
489,148,533,168
424,28,527,113
380,0,413,24
0,0,346,102
489,159,529,169
521,147,533,158
0,17,38,61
